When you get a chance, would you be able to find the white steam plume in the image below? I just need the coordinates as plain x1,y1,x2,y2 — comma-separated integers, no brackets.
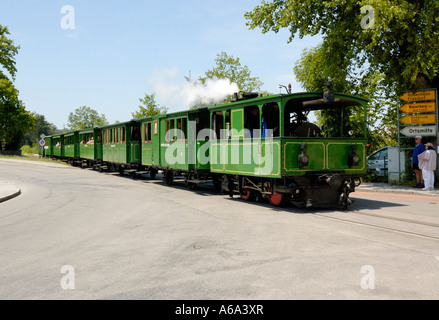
147,68,239,109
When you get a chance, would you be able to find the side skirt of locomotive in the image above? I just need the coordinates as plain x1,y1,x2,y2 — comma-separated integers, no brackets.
220,172,365,210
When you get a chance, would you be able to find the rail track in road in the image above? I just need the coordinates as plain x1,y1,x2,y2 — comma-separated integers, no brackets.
312,192,439,242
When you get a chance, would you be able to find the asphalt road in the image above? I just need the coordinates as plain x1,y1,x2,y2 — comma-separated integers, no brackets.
1,160,439,300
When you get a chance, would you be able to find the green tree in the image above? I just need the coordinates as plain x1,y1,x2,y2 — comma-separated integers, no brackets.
23,112,58,147
293,44,396,152
200,51,263,93
0,80,35,150
0,25,20,81
67,106,108,130
131,93,167,119
0,25,34,151
245,1,439,93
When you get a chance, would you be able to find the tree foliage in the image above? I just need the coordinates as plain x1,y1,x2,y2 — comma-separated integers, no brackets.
131,93,167,119
67,106,108,130
293,44,396,150
245,0,439,93
23,112,58,147
200,51,263,93
0,79,35,150
245,1,438,153
0,25,20,81
0,26,34,150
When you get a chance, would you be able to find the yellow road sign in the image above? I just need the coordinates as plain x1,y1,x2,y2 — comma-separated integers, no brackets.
399,101,436,114
400,114,436,125
400,90,436,102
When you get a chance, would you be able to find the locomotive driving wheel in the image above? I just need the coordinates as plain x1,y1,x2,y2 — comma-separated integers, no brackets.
240,188,255,201
268,189,287,207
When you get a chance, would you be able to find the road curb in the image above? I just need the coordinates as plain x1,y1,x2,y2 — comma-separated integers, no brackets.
357,183,439,197
0,184,22,203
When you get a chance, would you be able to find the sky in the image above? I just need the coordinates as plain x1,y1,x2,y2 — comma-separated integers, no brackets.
1,0,321,129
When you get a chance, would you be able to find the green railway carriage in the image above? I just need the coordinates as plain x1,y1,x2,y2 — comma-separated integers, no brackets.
210,91,368,209
139,107,215,186
100,120,141,173
78,128,103,167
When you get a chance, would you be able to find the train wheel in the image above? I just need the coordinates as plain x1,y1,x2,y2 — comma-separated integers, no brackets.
212,175,222,192
269,191,286,207
150,169,157,180
187,182,197,190
241,188,255,201
165,171,174,186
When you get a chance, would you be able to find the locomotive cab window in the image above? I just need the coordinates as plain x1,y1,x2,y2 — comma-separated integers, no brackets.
244,105,260,139
262,103,279,138
284,99,322,138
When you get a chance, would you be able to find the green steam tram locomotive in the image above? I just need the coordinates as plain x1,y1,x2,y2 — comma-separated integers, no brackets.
43,89,368,210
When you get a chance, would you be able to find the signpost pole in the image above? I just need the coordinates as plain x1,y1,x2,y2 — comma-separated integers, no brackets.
397,98,401,182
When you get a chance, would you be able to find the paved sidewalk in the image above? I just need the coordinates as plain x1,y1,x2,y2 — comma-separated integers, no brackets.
357,182,439,197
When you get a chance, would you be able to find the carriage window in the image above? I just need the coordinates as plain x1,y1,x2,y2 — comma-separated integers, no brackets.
143,123,148,143
244,105,259,138
262,103,280,138
165,119,175,142
144,123,152,143
131,125,140,142
196,115,210,141
177,118,187,141
176,118,186,141
212,111,224,140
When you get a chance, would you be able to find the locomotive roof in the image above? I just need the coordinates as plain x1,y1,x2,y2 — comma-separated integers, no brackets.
209,91,368,111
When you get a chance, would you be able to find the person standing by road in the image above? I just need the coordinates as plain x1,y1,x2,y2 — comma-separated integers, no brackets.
418,142,437,190
412,135,425,188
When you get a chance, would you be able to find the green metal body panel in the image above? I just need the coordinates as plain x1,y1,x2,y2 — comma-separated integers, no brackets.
78,128,103,161
281,138,366,175
210,138,281,178
101,121,141,164
52,135,63,157
63,131,79,158
44,136,53,156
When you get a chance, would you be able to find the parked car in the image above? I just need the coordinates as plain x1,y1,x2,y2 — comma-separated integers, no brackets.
367,146,390,176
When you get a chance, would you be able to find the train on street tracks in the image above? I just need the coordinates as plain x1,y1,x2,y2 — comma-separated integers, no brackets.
42,88,369,210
